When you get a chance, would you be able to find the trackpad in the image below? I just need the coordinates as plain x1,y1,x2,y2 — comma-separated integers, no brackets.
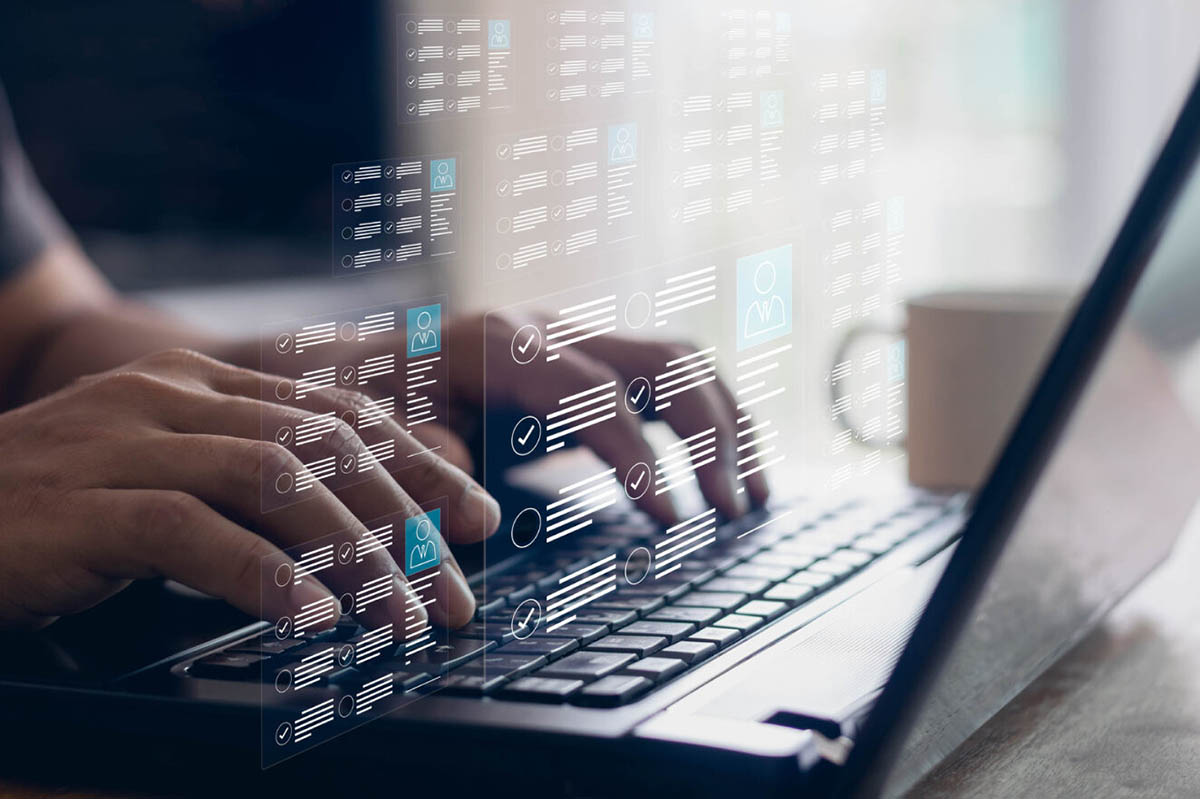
662,561,945,737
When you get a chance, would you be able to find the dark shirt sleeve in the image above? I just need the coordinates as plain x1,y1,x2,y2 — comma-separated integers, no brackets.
0,80,67,279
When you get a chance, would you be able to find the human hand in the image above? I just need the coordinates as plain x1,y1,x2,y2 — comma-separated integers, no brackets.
0,349,499,631
446,312,771,524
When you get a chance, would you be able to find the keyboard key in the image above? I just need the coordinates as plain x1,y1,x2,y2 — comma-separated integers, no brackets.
749,551,816,570
724,563,792,582
807,559,858,578
690,626,742,648
533,623,608,646
574,608,638,629
403,636,496,673
622,620,695,643
592,595,666,614
764,583,815,604
539,651,635,681
231,636,308,657
701,577,771,597
441,671,508,696
658,640,717,664
620,656,687,683
829,548,874,567
775,538,838,558
468,653,547,680
502,676,585,703
189,651,268,680
455,622,522,644
735,600,789,620
496,637,579,662
713,614,764,634
471,595,507,618
588,634,667,657
788,571,836,590
851,536,896,555
672,591,747,611
572,675,653,707
648,606,723,626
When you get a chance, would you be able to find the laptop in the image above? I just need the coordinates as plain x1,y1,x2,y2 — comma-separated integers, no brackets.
4,38,1200,799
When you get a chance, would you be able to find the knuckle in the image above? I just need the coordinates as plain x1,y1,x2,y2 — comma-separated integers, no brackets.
249,440,296,484
228,535,271,593
137,491,202,538
91,369,176,400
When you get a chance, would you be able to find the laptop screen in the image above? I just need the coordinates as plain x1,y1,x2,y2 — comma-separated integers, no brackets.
870,81,1200,797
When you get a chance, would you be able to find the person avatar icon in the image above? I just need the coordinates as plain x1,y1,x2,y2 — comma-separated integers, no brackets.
609,124,636,164
431,159,454,191
488,19,511,49
406,517,440,573
762,91,784,128
410,310,439,354
743,260,788,341
633,13,654,40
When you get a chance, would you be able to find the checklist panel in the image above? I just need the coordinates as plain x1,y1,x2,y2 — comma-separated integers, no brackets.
332,156,461,277
486,122,642,277
397,13,513,121
258,297,448,513
538,6,658,105
258,501,458,768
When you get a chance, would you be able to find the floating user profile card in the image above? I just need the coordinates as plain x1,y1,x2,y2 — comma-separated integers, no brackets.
485,121,641,276
480,252,751,596
397,13,513,120
257,296,448,513
256,500,468,768
332,156,461,277
660,87,791,239
538,7,657,104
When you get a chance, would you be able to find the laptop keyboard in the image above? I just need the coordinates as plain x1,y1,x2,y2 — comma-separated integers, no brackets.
187,496,958,708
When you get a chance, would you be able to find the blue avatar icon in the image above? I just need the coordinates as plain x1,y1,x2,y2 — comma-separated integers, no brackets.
888,340,906,383
608,123,638,165
632,12,655,41
405,510,442,575
760,91,784,129
736,245,793,351
430,158,456,192
407,303,442,357
488,19,511,50
870,69,887,106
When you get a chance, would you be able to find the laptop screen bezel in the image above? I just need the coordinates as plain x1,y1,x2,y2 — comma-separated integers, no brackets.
838,65,1200,798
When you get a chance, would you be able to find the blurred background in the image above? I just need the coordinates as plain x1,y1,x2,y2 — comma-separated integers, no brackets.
2,0,1199,490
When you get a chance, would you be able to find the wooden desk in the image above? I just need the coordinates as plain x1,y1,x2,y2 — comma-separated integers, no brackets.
909,508,1200,798
4,514,1199,799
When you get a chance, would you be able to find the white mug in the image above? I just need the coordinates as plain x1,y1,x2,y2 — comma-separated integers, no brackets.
836,289,1074,490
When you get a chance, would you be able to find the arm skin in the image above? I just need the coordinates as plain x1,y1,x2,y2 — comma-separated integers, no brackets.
0,241,246,408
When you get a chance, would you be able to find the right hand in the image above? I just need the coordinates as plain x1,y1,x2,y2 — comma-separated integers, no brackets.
0,349,500,631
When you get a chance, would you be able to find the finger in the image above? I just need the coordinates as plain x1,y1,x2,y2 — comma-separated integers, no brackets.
202,363,500,543
83,488,337,627
711,377,771,508
568,336,749,518
409,422,474,472
98,431,428,631
120,361,500,545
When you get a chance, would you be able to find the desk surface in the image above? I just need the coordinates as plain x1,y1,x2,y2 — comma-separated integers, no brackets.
3,512,1199,799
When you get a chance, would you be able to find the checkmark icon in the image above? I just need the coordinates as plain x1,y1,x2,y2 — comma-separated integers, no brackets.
518,332,536,354
518,424,535,446
631,385,646,405
521,607,535,627
630,469,646,491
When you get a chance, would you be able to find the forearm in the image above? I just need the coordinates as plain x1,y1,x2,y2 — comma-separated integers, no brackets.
0,242,248,405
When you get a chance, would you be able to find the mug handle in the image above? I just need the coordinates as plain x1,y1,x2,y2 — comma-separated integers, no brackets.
830,321,905,446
